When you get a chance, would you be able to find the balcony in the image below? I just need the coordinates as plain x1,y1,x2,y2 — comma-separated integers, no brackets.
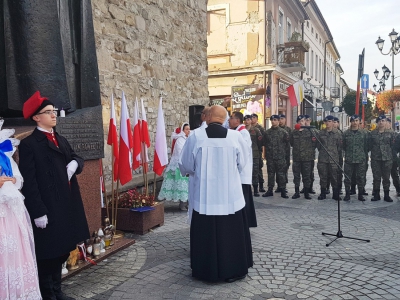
278,41,308,73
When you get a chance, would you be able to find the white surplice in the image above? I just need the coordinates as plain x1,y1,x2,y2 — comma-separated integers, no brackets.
179,126,249,216
235,124,252,185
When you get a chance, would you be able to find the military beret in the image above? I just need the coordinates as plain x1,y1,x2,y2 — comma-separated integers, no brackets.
333,117,339,122
296,115,305,123
324,115,334,122
270,114,280,121
304,114,311,120
279,114,286,118
376,115,386,122
23,91,54,119
244,115,252,120
350,114,360,121
251,113,258,118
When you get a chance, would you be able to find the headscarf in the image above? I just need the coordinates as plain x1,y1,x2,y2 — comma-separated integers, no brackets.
171,122,189,154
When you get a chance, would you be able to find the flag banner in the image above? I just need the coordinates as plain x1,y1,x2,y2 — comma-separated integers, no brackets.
132,98,141,170
106,93,119,180
118,91,133,185
153,97,168,176
287,80,304,107
140,98,150,172
99,159,105,208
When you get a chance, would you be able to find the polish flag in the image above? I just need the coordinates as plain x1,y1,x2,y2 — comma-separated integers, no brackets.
106,94,119,181
132,98,142,170
287,80,304,107
153,97,168,176
118,92,133,185
140,98,150,172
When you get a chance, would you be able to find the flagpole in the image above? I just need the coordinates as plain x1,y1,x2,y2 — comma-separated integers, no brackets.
153,172,157,197
114,180,120,227
101,159,109,219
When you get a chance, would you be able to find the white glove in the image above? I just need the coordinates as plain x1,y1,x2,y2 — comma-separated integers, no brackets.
66,160,78,181
34,215,48,229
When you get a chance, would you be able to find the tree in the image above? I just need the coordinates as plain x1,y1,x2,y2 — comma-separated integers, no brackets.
341,90,375,123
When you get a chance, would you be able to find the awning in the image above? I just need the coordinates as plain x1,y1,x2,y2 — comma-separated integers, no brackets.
303,98,316,108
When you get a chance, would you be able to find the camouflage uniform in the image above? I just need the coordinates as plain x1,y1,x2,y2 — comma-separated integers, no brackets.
290,129,316,188
389,130,400,192
264,127,289,189
342,129,368,191
368,129,395,191
254,123,266,187
279,125,292,184
248,126,263,186
317,129,342,190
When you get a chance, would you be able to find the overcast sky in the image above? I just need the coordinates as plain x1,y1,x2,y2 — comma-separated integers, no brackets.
317,0,400,91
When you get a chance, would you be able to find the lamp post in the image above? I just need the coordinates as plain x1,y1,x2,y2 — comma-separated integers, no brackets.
375,29,400,125
373,64,391,93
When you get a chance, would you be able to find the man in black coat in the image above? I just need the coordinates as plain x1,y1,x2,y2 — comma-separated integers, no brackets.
19,91,90,300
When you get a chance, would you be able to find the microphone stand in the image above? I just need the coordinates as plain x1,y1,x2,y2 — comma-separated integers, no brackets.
305,127,370,247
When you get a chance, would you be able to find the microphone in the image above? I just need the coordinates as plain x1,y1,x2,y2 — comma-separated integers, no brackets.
300,126,316,129
294,124,301,130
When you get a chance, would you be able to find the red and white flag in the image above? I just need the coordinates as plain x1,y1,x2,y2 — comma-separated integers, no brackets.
140,98,150,172
106,93,119,181
132,98,142,170
153,97,168,176
118,92,133,185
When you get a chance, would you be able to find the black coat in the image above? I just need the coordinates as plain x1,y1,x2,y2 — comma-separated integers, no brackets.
19,128,90,260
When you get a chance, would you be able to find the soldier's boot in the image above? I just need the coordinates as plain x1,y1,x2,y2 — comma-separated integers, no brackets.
358,189,366,201
292,186,300,199
343,190,351,201
362,188,368,196
262,187,274,197
325,188,331,195
275,187,281,193
371,189,381,201
304,188,312,200
253,184,260,197
318,190,326,200
332,188,342,201
309,182,316,194
259,182,266,193
350,184,356,195
281,188,289,199
384,190,393,202
395,187,400,197
300,187,304,194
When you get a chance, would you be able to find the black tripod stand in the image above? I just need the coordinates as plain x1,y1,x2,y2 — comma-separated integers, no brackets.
307,127,370,247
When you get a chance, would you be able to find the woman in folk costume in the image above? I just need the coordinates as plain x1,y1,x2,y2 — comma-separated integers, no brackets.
0,120,41,300
158,122,190,210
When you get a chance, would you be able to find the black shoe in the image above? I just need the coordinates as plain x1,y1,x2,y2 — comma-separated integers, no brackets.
309,188,316,194
350,185,356,195
304,187,311,200
262,188,273,197
384,190,393,202
343,190,351,201
363,189,369,196
259,183,266,193
358,194,365,201
292,186,300,199
371,190,381,201
281,189,289,199
252,184,260,197
300,187,304,194
275,187,281,193
325,189,330,195
396,189,400,197
332,188,342,201
225,274,246,283
318,191,326,200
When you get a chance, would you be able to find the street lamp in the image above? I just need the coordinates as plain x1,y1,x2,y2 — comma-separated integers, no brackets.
373,65,391,93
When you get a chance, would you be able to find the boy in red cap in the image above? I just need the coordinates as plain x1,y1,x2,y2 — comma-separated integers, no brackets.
19,91,89,300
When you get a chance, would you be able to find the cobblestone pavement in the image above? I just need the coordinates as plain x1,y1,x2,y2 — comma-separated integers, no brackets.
64,163,400,300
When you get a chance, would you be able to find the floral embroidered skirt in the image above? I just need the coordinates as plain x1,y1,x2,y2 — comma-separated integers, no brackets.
158,168,189,202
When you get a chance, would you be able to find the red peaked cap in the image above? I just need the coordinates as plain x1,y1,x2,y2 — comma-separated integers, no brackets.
23,91,54,119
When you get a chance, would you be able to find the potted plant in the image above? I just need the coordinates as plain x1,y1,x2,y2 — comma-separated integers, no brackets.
102,188,164,235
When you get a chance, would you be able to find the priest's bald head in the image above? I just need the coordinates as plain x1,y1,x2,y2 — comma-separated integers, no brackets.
207,105,227,125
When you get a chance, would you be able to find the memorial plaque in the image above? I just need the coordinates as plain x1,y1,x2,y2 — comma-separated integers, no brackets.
56,105,104,160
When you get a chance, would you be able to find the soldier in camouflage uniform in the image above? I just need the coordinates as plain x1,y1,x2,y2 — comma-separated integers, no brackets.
316,115,342,201
290,115,316,199
300,114,317,194
386,118,400,196
369,115,395,202
276,114,292,192
251,113,266,192
262,115,290,199
342,115,368,201
244,115,263,197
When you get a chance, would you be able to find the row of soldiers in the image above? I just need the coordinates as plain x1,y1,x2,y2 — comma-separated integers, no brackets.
244,113,400,202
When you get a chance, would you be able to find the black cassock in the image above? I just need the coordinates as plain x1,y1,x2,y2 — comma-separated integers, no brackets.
190,124,253,282
19,128,89,267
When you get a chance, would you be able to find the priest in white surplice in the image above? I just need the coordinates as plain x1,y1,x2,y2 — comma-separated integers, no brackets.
179,105,253,283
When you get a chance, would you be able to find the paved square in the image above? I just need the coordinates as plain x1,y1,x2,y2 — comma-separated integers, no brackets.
64,163,400,299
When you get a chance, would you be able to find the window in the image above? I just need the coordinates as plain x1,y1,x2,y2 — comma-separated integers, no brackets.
311,27,314,34
278,9,284,44
305,51,309,74
306,21,309,28
316,32,318,40
287,18,292,41
316,54,318,81
311,50,314,77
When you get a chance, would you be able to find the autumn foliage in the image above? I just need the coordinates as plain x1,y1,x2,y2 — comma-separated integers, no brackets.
376,90,400,113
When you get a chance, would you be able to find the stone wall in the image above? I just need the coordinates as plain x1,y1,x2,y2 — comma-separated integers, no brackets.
92,0,209,182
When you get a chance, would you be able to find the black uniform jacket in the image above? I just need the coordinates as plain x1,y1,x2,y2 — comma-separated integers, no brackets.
19,128,90,260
